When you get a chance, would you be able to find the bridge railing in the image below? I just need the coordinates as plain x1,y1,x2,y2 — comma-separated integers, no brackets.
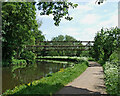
25,41,94,51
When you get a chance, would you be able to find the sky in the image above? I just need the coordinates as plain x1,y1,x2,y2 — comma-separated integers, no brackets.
35,0,118,41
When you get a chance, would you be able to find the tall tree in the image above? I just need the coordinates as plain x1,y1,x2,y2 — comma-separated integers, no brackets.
91,27,120,64
2,2,40,63
2,1,79,63
47,35,82,56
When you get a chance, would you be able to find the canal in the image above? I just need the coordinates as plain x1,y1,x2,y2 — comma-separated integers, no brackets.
2,61,71,93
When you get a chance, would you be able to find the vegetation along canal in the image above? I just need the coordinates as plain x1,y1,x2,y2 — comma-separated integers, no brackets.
2,61,71,93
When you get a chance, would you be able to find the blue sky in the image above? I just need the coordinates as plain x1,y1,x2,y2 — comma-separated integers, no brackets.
35,0,118,41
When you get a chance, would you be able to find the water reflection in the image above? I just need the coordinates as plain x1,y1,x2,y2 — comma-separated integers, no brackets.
2,61,70,93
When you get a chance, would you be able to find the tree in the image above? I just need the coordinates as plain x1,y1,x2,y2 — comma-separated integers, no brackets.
91,27,120,64
46,35,82,56
2,1,79,64
95,0,104,4
37,0,107,26
2,2,43,64
37,2,78,26
2,0,105,64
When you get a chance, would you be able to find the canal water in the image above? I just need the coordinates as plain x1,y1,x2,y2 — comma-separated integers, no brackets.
2,61,71,93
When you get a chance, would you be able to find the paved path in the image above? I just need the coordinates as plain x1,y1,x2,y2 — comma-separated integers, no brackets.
56,62,106,94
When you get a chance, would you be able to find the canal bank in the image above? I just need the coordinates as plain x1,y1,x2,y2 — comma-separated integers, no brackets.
3,57,88,95
2,61,70,93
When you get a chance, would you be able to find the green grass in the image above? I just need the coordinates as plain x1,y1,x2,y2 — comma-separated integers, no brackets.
37,56,88,65
37,59,74,65
87,57,95,61
3,58,88,95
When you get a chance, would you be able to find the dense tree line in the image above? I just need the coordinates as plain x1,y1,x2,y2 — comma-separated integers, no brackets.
2,1,78,66
2,2,46,65
91,27,120,95
2,0,109,66
2,2,41,65
39,35,83,56
91,27,120,64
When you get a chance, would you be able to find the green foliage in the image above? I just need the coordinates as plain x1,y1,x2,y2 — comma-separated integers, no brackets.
91,27,120,64
44,35,82,56
38,56,89,66
34,30,45,45
2,2,78,65
80,51,90,57
91,27,120,95
2,2,45,66
103,62,119,95
103,50,120,95
109,51,119,63
2,60,10,67
3,58,88,95
37,2,78,26
12,59,27,65
87,57,95,61
11,59,27,72
96,0,105,4
21,51,36,64
2,2,36,63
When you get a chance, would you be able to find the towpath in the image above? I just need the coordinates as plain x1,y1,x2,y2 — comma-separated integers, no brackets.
56,61,106,94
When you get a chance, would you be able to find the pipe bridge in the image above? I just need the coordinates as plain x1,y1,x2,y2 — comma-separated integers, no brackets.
25,41,94,56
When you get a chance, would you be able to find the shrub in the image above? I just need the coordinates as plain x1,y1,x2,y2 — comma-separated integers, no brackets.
109,51,119,63
103,62,119,95
2,60,10,67
11,59,27,72
103,51,120,95
12,59,27,65
87,57,95,61
21,50,36,64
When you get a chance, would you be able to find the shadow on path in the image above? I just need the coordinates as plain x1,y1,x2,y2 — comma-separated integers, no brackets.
55,86,102,95
89,61,101,67
56,61,107,95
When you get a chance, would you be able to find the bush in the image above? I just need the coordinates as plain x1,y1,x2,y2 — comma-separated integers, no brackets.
87,57,95,61
109,51,119,63
103,62,119,95
11,59,27,72
12,59,27,65
92,27,119,63
2,60,10,67
103,51,120,95
21,50,36,64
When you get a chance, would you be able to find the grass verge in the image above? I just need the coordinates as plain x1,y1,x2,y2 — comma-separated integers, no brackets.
3,58,88,95
37,59,74,65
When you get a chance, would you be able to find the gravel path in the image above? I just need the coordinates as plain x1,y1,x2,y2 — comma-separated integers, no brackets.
56,61,107,95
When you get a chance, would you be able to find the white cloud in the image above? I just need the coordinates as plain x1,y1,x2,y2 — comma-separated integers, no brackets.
61,2,95,24
80,14,100,24
76,27,99,41
60,27,99,41
75,3,93,12
70,2,94,16
62,28,80,36
37,1,118,41
98,11,118,28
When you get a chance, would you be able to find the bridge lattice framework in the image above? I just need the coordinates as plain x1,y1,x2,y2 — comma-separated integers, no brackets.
25,41,94,55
